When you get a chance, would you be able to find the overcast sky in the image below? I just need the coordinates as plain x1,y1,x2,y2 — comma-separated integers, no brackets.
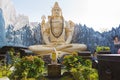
12,0,120,32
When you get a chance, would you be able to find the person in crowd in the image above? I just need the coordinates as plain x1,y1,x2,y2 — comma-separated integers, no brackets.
92,50,98,69
113,35,120,54
113,35,120,45
118,49,120,54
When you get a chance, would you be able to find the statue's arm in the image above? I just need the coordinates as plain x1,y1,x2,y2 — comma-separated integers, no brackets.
41,23,50,45
65,20,75,44
42,29,50,44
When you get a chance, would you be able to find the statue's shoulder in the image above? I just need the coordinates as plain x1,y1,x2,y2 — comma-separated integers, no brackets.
65,20,75,28
48,16,51,21
69,20,75,27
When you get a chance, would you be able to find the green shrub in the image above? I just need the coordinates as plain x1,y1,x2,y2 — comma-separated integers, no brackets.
96,46,110,52
62,53,98,80
9,55,44,80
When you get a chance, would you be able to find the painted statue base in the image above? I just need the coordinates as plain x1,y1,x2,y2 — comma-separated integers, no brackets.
48,64,61,78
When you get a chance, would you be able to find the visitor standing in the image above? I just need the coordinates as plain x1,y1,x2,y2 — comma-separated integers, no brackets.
113,35,120,54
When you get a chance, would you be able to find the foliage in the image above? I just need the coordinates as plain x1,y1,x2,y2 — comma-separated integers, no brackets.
9,55,44,80
62,53,98,80
0,68,11,78
0,60,11,78
96,46,110,52
62,54,80,71
9,48,21,66
0,48,19,78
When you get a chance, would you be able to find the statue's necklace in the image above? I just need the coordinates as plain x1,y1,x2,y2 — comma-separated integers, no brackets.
50,17,64,38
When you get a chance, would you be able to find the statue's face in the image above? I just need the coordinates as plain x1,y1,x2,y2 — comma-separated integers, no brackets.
52,8,61,17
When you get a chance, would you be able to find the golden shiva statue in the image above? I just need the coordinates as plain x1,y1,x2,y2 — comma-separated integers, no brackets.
29,2,87,63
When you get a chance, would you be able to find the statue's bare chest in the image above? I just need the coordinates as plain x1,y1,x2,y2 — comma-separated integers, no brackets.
50,19,64,38
51,19,63,28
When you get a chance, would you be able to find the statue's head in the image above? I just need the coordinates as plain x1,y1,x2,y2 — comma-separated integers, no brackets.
52,2,62,17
